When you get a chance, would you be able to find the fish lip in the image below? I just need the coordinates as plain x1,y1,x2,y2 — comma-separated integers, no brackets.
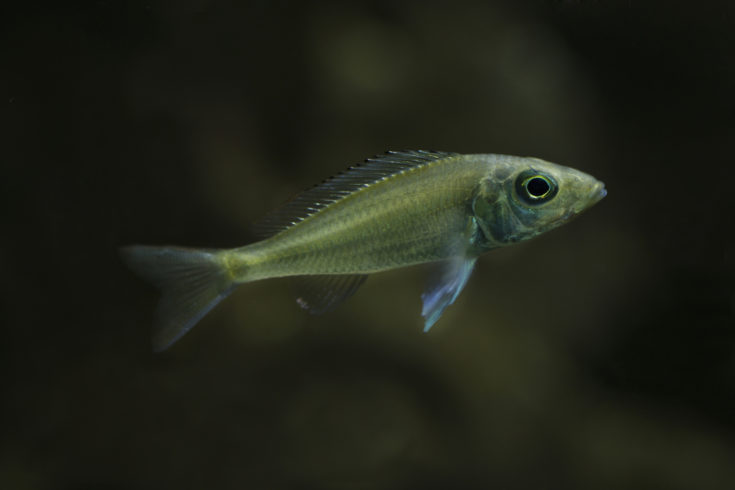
585,180,607,205
562,182,607,222
589,181,607,204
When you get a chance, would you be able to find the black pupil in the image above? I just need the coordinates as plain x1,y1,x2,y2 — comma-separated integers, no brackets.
526,177,550,197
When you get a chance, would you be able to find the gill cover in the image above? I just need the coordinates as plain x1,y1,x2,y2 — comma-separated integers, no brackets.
471,178,517,245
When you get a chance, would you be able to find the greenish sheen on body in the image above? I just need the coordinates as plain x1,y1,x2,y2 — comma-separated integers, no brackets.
122,150,606,351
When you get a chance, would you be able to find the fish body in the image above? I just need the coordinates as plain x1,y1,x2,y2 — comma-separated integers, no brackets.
230,152,485,279
123,151,606,350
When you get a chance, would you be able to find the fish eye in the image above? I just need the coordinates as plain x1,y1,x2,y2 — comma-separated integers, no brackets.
526,177,550,198
515,171,558,205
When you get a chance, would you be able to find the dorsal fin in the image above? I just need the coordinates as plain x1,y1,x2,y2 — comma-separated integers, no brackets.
254,150,458,238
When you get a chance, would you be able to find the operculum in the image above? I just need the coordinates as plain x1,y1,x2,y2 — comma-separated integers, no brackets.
471,186,517,246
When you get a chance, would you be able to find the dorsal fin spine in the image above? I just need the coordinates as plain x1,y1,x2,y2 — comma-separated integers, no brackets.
253,150,458,238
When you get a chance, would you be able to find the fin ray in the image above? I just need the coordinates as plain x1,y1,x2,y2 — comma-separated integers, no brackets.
292,274,368,314
254,150,457,237
421,257,477,331
121,246,235,351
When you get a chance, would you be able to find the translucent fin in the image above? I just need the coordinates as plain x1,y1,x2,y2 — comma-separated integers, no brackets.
421,257,477,332
254,150,458,237
292,274,368,314
120,246,235,351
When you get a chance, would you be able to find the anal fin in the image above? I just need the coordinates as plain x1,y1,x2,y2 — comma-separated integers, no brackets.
421,257,477,331
293,274,368,314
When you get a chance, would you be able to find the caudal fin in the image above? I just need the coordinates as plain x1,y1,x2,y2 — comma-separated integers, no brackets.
120,246,235,351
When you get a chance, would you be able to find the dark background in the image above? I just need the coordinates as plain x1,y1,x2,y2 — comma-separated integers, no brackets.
3,1,734,489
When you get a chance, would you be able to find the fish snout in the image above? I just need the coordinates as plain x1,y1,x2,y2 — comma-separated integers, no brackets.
590,181,607,204
568,180,606,218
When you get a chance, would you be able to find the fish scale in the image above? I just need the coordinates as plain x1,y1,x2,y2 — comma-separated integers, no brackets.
239,158,483,277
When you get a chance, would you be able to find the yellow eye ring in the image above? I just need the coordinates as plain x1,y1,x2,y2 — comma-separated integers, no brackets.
522,175,551,199
515,171,558,205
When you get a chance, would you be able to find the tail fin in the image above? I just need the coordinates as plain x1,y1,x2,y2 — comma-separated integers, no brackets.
120,246,235,351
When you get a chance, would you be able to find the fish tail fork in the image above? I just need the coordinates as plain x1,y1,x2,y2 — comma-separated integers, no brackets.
120,246,238,351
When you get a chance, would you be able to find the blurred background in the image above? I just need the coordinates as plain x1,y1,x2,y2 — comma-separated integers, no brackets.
2,1,734,489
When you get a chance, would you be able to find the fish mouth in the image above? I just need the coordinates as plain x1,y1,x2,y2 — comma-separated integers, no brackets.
589,181,607,204
561,181,607,222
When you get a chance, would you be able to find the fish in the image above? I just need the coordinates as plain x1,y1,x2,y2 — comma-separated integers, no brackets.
122,150,606,351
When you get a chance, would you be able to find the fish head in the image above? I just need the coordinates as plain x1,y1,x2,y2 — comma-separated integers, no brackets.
472,156,606,246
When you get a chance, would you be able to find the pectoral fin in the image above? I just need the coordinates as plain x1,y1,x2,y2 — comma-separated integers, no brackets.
421,257,477,332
